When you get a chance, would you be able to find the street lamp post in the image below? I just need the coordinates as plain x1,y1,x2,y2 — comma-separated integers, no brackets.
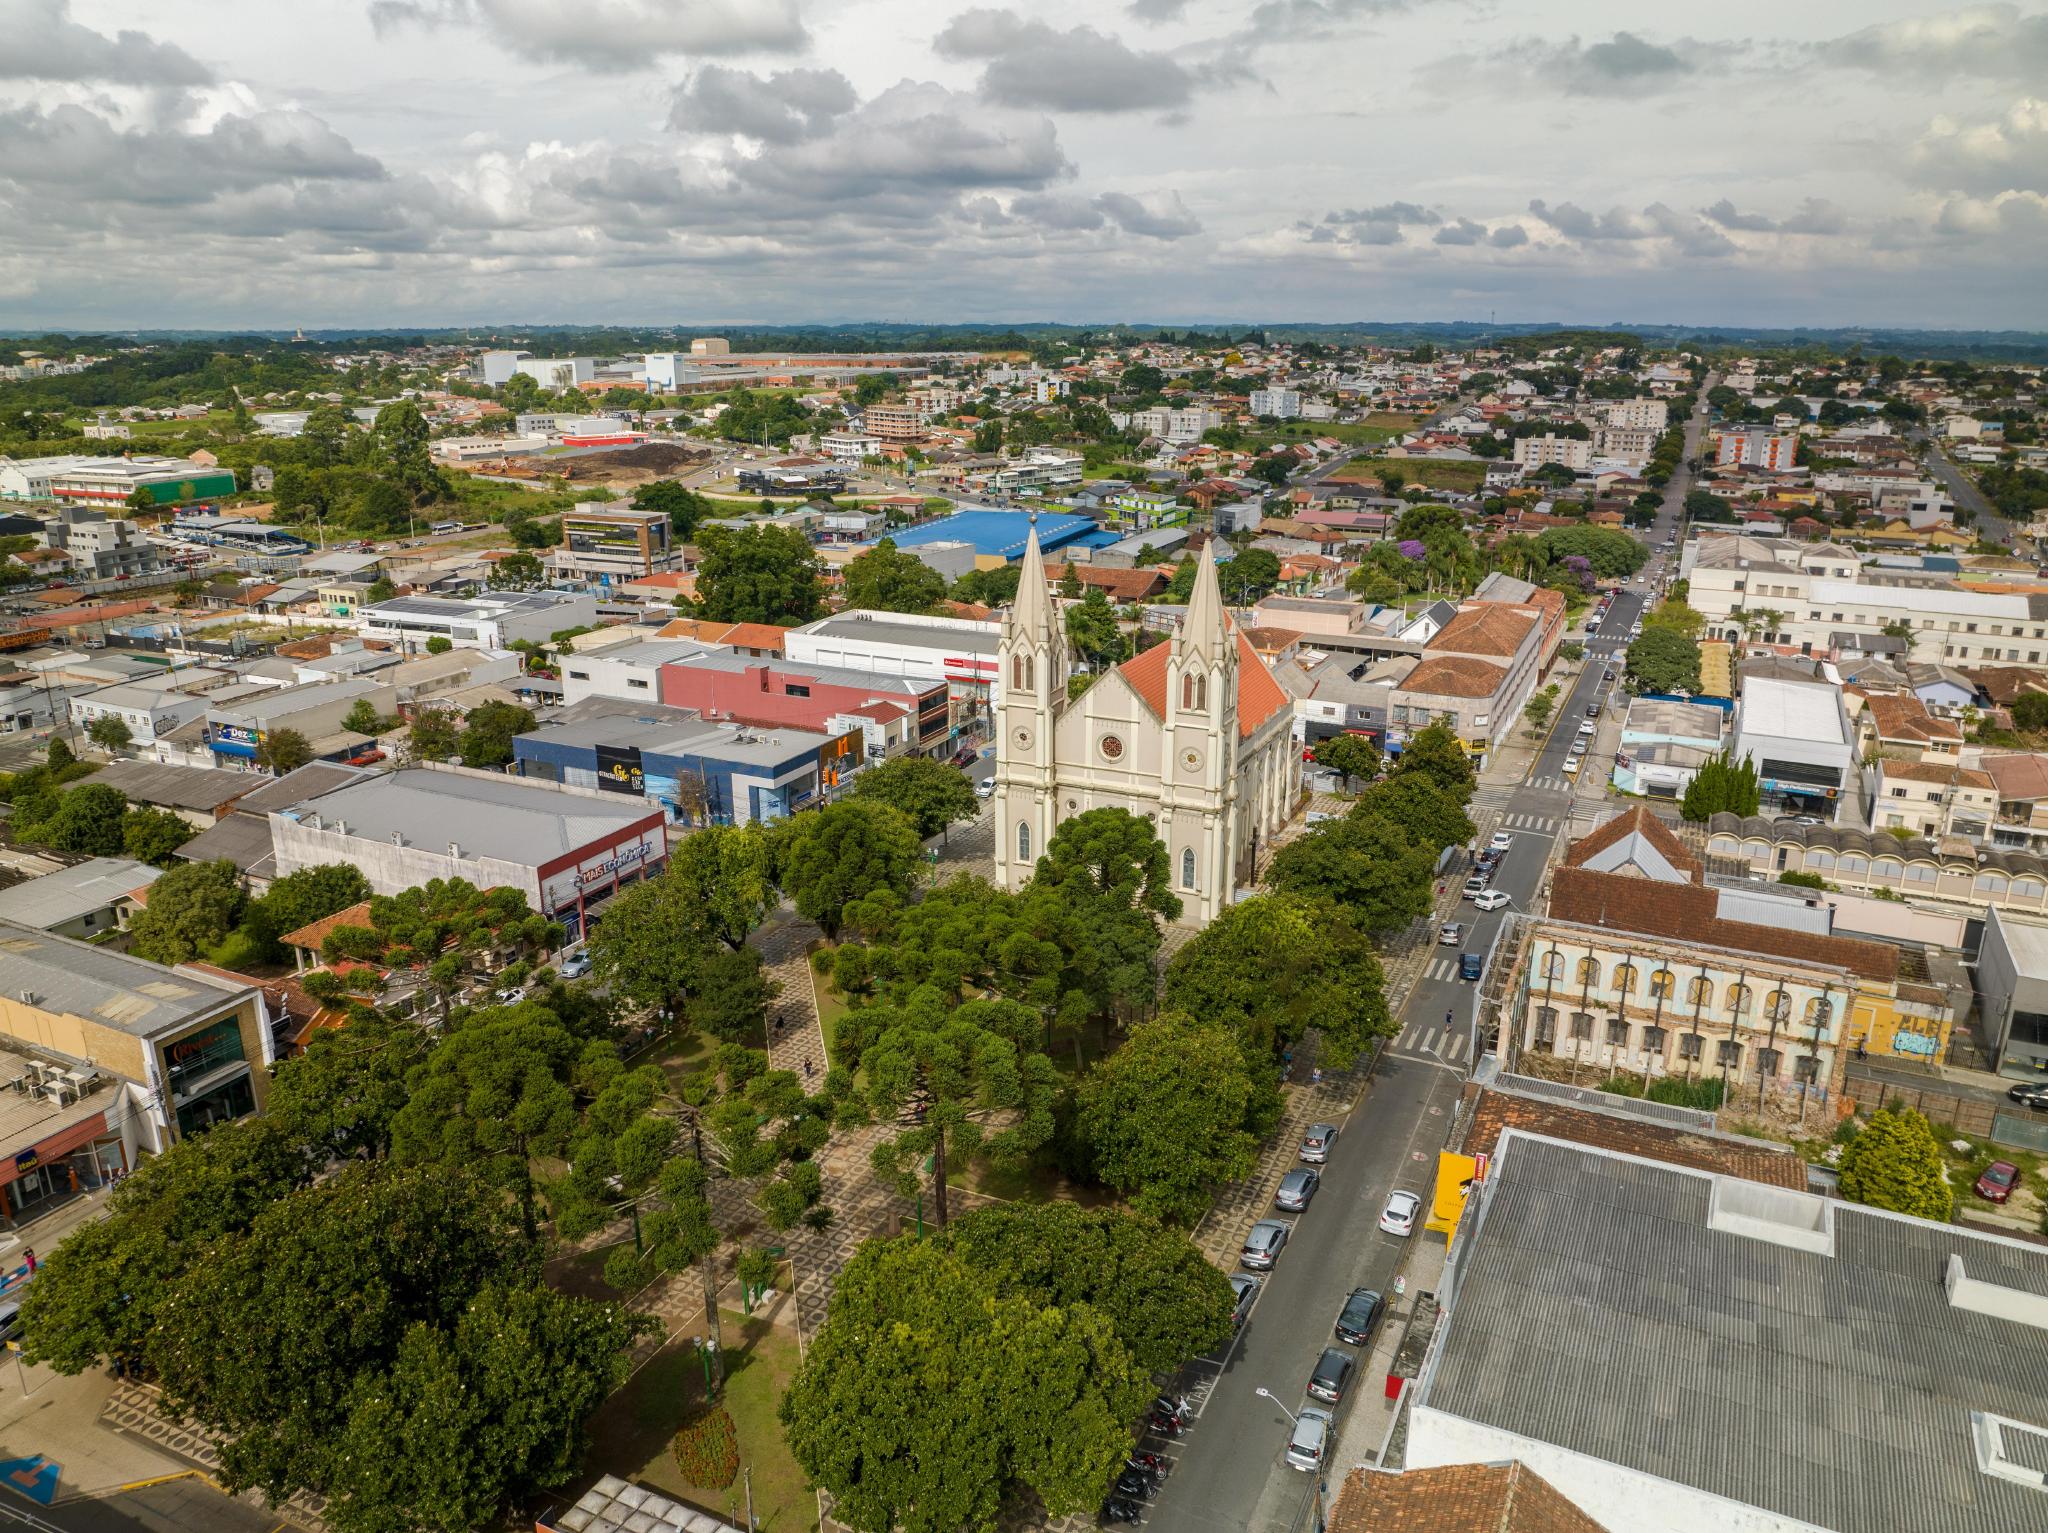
1253,1390,1328,1533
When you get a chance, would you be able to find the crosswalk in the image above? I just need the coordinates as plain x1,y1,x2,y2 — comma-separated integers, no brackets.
1527,773,1576,793
1391,1015,1472,1060
1499,809,1562,835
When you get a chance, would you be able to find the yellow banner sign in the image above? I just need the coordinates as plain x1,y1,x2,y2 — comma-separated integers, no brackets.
1424,1151,1480,1243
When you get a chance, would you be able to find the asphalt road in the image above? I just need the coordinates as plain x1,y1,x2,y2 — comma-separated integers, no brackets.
1,1480,283,1533
1915,434,2011,546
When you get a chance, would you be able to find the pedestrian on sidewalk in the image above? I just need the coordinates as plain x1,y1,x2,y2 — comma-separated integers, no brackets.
803,1055,815,1079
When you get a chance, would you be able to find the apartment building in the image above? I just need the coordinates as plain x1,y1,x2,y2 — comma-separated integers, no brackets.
1127,406,1222,443
39,506,159,578
1869,759,1996,840
1981,753,2048,850
1712,429,1798,470
1511,434,1592,471
817,431,881,465
1592,424,1660,462
861,404,925,442
358,590,605,653
1603,397,1669,432
1249,388,1302,419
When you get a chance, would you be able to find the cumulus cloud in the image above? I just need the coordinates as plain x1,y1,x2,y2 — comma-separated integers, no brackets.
1475,31,1704,96
1934,188,2048,236
1325,201,1438,226
1907,99,2048,195
935,9,1243,114
1817,5,2048,80
1006,189,1201,239
1701,197,1849,235
0,0,213,85
1528,199,1732,255
668,66,856,144
1431,216,1527,248
1641,202,1735,257
1527,199,1649,239
369,0,807,70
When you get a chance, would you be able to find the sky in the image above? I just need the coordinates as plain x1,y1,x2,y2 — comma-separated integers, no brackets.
1,0,2045,331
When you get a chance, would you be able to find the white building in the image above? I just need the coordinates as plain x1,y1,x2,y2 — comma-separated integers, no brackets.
1029,377,1071,403
1732,675,1855,820
1126,406,1223,443
784,608,1004,712
42,506,158,578
818,431,882,466
512,357,596,391
1512,434,1593,471
358,590,606,654
1249,388,1302,419
68,679,211,746
1603,398,1669,432
477,350,533,387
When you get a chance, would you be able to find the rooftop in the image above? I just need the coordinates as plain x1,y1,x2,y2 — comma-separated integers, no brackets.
281,768,658,865
0,858,159,930
1737,675,1849,746
1422,1132,2048,1533
1461,1085,1807,1190
1116,628,1292,739
1327,1463,1607,1533
792,608,1002,654
0,920,250,1041
1396,654,1511,700
519,696,833,769
1427,604,1540,659
877,509,1099,560
90,760,257,814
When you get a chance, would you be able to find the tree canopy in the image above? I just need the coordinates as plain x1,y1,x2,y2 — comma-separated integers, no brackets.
693,525,824,627
1267,811,1435,934
851,756,980,839
1034,806,1181,923
1625,627,1702,695
129,858,247,965
774,800,924,938
841,538,948,615
1679,750,1761,822
1078,1012,1258,1224
1837,1105,1953,1222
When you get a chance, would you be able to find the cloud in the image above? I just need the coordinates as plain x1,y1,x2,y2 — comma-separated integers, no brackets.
1095,190,1201,238
1934,188,2048,236
935,9,1240,114
668,66,856,144
1641,202,1735,257
1474,31,1704,97
1486,223,1528,248
369,0,807,70
1126,0,1190,18
1,0,213,86
1907,98,2048,195
1701,197,1849,235
1817,5,2048,81
1325,201,1438,226
1528,199,1731,256
1431,216,1527,248
1526,199,1649,240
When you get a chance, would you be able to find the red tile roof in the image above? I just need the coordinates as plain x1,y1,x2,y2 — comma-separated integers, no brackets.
1981,752,2048,801
1461,1089,1808,1189
1429,604,1539,659
1116,627,1290,738
1327,1462,1608,1533
1560,805,1702,880
1396,654,1510,699
280,900,374,954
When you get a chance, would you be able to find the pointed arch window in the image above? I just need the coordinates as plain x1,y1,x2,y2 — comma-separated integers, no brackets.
1016,821,1031,863
1181,672,1207,712
1181,848,1197,890
1011,653,1034,692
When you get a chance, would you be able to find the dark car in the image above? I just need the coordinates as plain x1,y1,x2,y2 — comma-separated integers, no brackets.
2005,1081,2048,1111
1459,952,1483,981
1976,1161,2021,1204
1306,1346,1354,1405
1334,1287,1386,1347
950,745,978,766
1585,702,1602,719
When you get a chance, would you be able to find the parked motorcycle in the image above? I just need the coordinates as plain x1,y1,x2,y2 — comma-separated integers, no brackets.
1145,1407,1185,1438
1102,1495,1144,1524
1114,1469,1156,1501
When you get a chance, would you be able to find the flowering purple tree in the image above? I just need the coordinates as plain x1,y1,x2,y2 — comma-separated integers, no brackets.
1563,554,1594,592
1397,539,1427,561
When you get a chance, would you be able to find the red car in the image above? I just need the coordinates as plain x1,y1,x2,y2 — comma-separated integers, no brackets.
1975,1161,2020,1204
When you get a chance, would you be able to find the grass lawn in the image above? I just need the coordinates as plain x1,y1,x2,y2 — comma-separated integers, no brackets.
813,978,848,1074
582,1316,816,1533
1328,457,1488,495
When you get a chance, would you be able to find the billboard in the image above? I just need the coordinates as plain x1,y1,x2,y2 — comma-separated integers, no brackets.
594,743,645,795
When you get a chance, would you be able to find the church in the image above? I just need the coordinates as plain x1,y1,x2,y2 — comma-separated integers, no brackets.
991,524,1300,927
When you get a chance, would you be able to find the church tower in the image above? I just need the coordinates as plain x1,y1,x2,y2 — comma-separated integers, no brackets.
1161,541,1240,922
992,520,1065,890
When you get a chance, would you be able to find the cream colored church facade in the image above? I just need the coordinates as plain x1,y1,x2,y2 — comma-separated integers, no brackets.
991,527,1300,927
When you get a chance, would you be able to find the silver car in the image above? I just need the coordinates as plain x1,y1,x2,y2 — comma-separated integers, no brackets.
1299,1123,1339,1164
1241,1219,1290,1269
1275,1169,1320,1212
1228,1273,1260,1328
1284,1405,1333,1471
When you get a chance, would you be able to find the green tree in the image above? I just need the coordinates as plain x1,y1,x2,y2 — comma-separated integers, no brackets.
36,782,128,855
301,404,350,468
841,538,948,615
256,727,313,775
1063,586,1129,671
1642,597,1706,640
407,707,461,762
490,550,545,589
1311,732,1379,789
267,1011,433,1161
940,1203,1234,1375
122,806,198,867
1267,811,1435,934
856,995,1059,1227
1522,683,1559,740
1034,805,1181,922
2012,692,2048,733
693,525,824,626
1836,1105,1953,1222
252,863,373,942
86,715,133,754
635,480,712,538
665,823,775,949
20,1118,311,1374
774,800,923,938
1679,750,1763,822
589,872,713,1020
424,635,453,655
1078,1012,1257,1224
1218,547,1282,603
1393,719,1476,806
1625,627,1702,695
851,756,979,840
129,859,248,964
372,400,437,498
1163,893,1394,1069
341,697,387,737
456,701,536,768
782,1238,1148,1533
687,946,773,1043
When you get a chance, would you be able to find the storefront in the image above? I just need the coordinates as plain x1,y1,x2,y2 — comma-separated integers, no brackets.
160,1016,257,1138
0,1112,126,1225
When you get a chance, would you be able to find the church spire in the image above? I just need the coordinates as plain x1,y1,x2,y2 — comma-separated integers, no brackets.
1009,516,1058,651
1179,536,1230,664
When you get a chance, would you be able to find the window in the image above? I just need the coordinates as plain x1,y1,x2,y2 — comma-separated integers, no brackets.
1648,969,1675,1000
1976,873,2009,896
1679,1032,1705,1061
1181,673,1207,711
1643,1025,1668,1054
1540,951,1565,981
1016,821,1031,862
1576,956,1599,987
1756,1046,1784,1077
783,683,810,698
1726,983,1751,1017
1686,975,1714,1006
1180,848,1196,890
1794,1055,1821,1084
1716,1040,1743,1068
1764,990,1792,1024
1904,862,1937,885
2016,879,2046,900
568,669,590,680
1534,1007,1558,1045
1606,1019,1630,1047
1011,654,1033,690
1805,997,1834,1028
1611,962,1638,995
627,678,649,690
1569,1012,1594,1041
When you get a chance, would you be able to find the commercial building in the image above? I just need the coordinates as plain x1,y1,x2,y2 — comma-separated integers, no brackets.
861,404,925,442
559,638,710,707
268,765,668,941
170,762,373,884
1973,907,2048,1077
40,507,158,578
1389,600,1550,766
1249,387,1302,419
1869,759,1996,840
0,453,235,505
358,590,605,653
89,759,267,827
1511,434,1593,472
818,431,881,465
1611,697,1725,799
1411,1131,2048,1533
550,506,676,585
512,356,596,391
1731,675,1855,818
656,650,951,756
514,697,863,826
784,608,1004,718
0,923,272,1198
67,677,213,747
1712,428,1799,470
202,677,394,769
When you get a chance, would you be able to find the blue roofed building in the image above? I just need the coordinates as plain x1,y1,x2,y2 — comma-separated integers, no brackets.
878,509,1103,562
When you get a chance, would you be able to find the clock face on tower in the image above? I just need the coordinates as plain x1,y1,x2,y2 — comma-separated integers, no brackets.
1012,724,1032,750
1182,748,1203,772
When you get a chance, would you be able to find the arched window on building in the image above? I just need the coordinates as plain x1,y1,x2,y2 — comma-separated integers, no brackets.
1012,653,1033,691
1576,956,1599,987
1540,951,1566,981
1181,672,1207,712
1611,962,1638,995
1686,975,1714,1006
1180,848,1197,890
1764,990,1792,1024
1016,821,1031,863
1727,983,1752,1017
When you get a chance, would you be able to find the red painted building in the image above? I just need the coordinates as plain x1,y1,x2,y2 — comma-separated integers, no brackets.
657,654,950,752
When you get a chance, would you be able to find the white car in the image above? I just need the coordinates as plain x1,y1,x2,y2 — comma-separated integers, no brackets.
974,778,996,799
1487,830,1513,852
1378,1189,1422,1237
1470,889,1511,912
1562,757,1582,776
